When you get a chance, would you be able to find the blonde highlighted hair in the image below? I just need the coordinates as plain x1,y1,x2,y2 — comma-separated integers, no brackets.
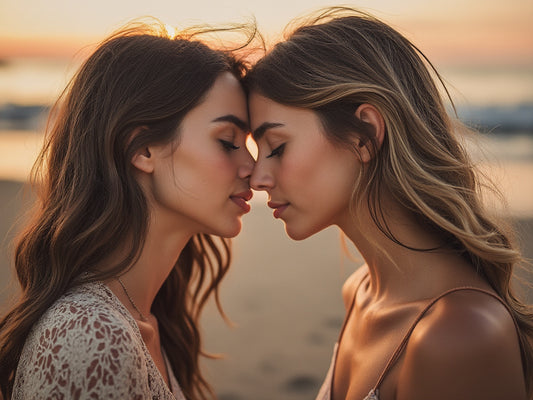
245,7,533,394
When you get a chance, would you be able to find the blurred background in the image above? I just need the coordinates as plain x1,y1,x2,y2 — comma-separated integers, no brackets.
1,1,532,399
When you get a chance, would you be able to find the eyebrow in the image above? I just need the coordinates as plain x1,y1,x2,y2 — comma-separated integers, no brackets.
252,122,284,141
212,115,249,132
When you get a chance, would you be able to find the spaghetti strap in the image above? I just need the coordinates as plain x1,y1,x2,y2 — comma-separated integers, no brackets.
336,271,369,343
370,287,519,394
323,271,369,399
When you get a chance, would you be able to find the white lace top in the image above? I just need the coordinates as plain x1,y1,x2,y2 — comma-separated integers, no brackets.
12,280,186,400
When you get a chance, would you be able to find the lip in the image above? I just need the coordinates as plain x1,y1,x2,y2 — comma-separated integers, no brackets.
230,190,253,213
268,201,289,219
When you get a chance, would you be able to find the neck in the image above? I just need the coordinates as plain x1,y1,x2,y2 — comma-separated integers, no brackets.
108,214,193,319
339,201,484,304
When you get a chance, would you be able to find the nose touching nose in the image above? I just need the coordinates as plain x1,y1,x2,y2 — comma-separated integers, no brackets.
250,158,273,191
238,140,273,190
238,146,255,179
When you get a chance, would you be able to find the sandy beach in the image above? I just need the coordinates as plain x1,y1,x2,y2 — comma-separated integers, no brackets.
204,203,533,400
1,178,532,399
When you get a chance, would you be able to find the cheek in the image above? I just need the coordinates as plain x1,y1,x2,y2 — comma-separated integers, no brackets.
281,146,340,196
284,149,357,204
279,155,314,188
208,156,237,184
179,150,235,188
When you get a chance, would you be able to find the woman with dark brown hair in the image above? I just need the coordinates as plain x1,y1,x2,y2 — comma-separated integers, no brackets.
247,7,532,400
0,21,254,399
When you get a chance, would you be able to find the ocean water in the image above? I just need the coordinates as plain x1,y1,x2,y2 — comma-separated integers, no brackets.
440,65,533,107
1,58,532,128
1,57,532,216
1,59,532,400
0,57,79,106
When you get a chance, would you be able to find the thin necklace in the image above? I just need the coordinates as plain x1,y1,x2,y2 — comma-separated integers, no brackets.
116,277,148,321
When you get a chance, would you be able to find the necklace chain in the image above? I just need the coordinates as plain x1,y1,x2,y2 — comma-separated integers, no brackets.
116,277,148,321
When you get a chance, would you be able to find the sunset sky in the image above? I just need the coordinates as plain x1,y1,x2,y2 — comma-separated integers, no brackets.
1,0,532,67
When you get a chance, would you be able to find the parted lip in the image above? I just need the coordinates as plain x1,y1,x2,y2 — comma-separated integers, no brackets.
268,201,289,219
231,190,253,201
267,200,289,209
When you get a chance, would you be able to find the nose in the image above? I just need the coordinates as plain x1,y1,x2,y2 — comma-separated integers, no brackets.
237,146,255,180
250,158,274,191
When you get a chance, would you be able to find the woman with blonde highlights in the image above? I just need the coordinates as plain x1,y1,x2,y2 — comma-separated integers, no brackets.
246,7,533,400
0,21,254,399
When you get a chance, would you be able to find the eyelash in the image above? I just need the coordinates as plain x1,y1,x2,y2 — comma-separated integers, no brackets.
219,139,240,152
267,143,285,158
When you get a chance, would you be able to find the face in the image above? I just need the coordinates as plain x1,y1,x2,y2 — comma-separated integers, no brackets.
249,92,360,240
147,72,254,238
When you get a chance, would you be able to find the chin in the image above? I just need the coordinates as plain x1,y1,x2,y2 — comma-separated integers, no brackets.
284,225,314,241
218,220,243,238
285,221,328,241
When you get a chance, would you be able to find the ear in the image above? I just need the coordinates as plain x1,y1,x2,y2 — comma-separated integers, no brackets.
131,147,154,173
130,127,154,174
355,104,385,163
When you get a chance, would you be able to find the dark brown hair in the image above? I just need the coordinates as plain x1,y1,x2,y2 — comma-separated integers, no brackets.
0,21,252,399
245,7,533,394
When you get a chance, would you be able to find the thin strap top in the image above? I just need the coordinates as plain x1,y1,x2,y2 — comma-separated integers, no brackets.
317,278,522,400
315,273,368,400
370,286,522,396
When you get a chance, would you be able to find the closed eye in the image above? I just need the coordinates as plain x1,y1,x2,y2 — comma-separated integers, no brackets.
266,143,285,158
219,139,240,152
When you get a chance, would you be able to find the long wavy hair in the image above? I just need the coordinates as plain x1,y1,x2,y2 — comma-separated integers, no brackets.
0,21,253,399
245,7,533,395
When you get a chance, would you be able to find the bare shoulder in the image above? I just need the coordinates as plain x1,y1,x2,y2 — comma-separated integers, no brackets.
341,265,368,309
397,289,527,400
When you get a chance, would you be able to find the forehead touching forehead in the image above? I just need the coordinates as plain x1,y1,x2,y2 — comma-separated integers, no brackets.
249,91,333,146
186,72,248,127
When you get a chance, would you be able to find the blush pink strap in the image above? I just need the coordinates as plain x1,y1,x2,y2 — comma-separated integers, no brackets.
371,287,519,391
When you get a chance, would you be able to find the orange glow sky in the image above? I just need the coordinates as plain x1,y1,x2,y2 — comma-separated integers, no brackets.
0,0,532,66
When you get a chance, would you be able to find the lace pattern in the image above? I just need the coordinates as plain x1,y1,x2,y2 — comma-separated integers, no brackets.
12,281,186,400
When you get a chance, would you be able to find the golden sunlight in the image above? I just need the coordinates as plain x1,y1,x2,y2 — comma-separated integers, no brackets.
246,135,258,161
164,24,178,39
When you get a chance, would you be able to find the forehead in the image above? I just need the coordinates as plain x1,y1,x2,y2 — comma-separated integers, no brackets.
192,72,247,121
248,92,284,127
248,92,324,139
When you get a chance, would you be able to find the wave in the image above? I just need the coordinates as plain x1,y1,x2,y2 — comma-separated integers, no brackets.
1,102,532,134
456,103,533,134
0,103,50,130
